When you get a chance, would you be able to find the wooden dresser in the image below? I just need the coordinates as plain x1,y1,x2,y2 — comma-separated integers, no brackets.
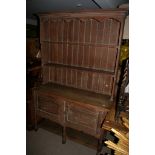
33,9,127,154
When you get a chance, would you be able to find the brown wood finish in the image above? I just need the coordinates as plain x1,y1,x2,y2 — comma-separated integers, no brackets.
39,10,127,99
34,9,127,155
34,83,111,137
42,65,114,95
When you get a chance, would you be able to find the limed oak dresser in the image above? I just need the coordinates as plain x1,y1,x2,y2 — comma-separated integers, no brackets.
33,9,127,155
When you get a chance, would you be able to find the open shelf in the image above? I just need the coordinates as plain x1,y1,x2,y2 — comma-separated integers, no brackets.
44,62,115,75
41,40,119,48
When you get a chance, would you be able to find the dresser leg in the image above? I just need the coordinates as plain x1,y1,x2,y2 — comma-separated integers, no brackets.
96,137,102,155
62,126,66,144
34,111,38,131
34,118,38,131
96,130,106,155
33,88,38,131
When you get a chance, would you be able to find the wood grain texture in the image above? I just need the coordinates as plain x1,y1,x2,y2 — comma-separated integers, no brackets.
43,65,114,95
34,9,127,155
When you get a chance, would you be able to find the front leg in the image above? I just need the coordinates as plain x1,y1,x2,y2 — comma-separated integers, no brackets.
96,129,106,155
62,126,66,144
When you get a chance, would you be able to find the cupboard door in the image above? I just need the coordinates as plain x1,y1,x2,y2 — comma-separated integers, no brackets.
36,93,64,124
65,101,101,136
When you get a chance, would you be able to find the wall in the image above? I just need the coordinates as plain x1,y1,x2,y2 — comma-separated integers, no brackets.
123,15,129,39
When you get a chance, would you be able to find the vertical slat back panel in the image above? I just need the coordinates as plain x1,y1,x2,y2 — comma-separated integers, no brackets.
96,21,104,43
42,43,117,71
83,46,89,67
72,44,78,66
109,19,120,45
85,20,91,43
79,20,85,43
46,65,113,95
39,10,127,98
106,48,118,71
42,66,50,84
90,19,98,43
102,19,111,45
78,45,83,66
94,46,103,68
41,42,49,64
41,18,120,71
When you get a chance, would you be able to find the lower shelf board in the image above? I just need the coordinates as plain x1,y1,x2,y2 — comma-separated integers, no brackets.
38,119,98,150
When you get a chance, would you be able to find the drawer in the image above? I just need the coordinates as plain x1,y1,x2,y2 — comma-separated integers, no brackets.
65,102,99,132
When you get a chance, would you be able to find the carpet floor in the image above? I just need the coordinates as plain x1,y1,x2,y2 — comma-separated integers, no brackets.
26,128,96,155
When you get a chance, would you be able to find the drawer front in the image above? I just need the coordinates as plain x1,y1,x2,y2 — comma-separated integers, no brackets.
65,102,99,135
36,94,64,123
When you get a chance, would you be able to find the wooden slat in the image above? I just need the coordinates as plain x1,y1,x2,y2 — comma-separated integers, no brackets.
104,75,112,95
75,69,81,88
61,67,66,84
71,69,76,86
99,47,107,69
42,66,49,83
72,44,78,66
85,20,91,43
78,45,83,66
73,19,80,42
44,63,115,74
109,20,120,45
67,44,72,65
89,46,95,68
40,11,127,98
106,48,117,71
67,68,72,86
41,42,49,64
98,74,104,92
96,20,104,43
103,19,111,45
46,65,114,95
57,44,63,64
68,20,74,42
81,71,88,90
87,72,93,90
83,46,90,67
90,19,98,43
63,44,67,64
94,46,103,68
92,73,99,91
41,41,119,47
79,20,85,42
